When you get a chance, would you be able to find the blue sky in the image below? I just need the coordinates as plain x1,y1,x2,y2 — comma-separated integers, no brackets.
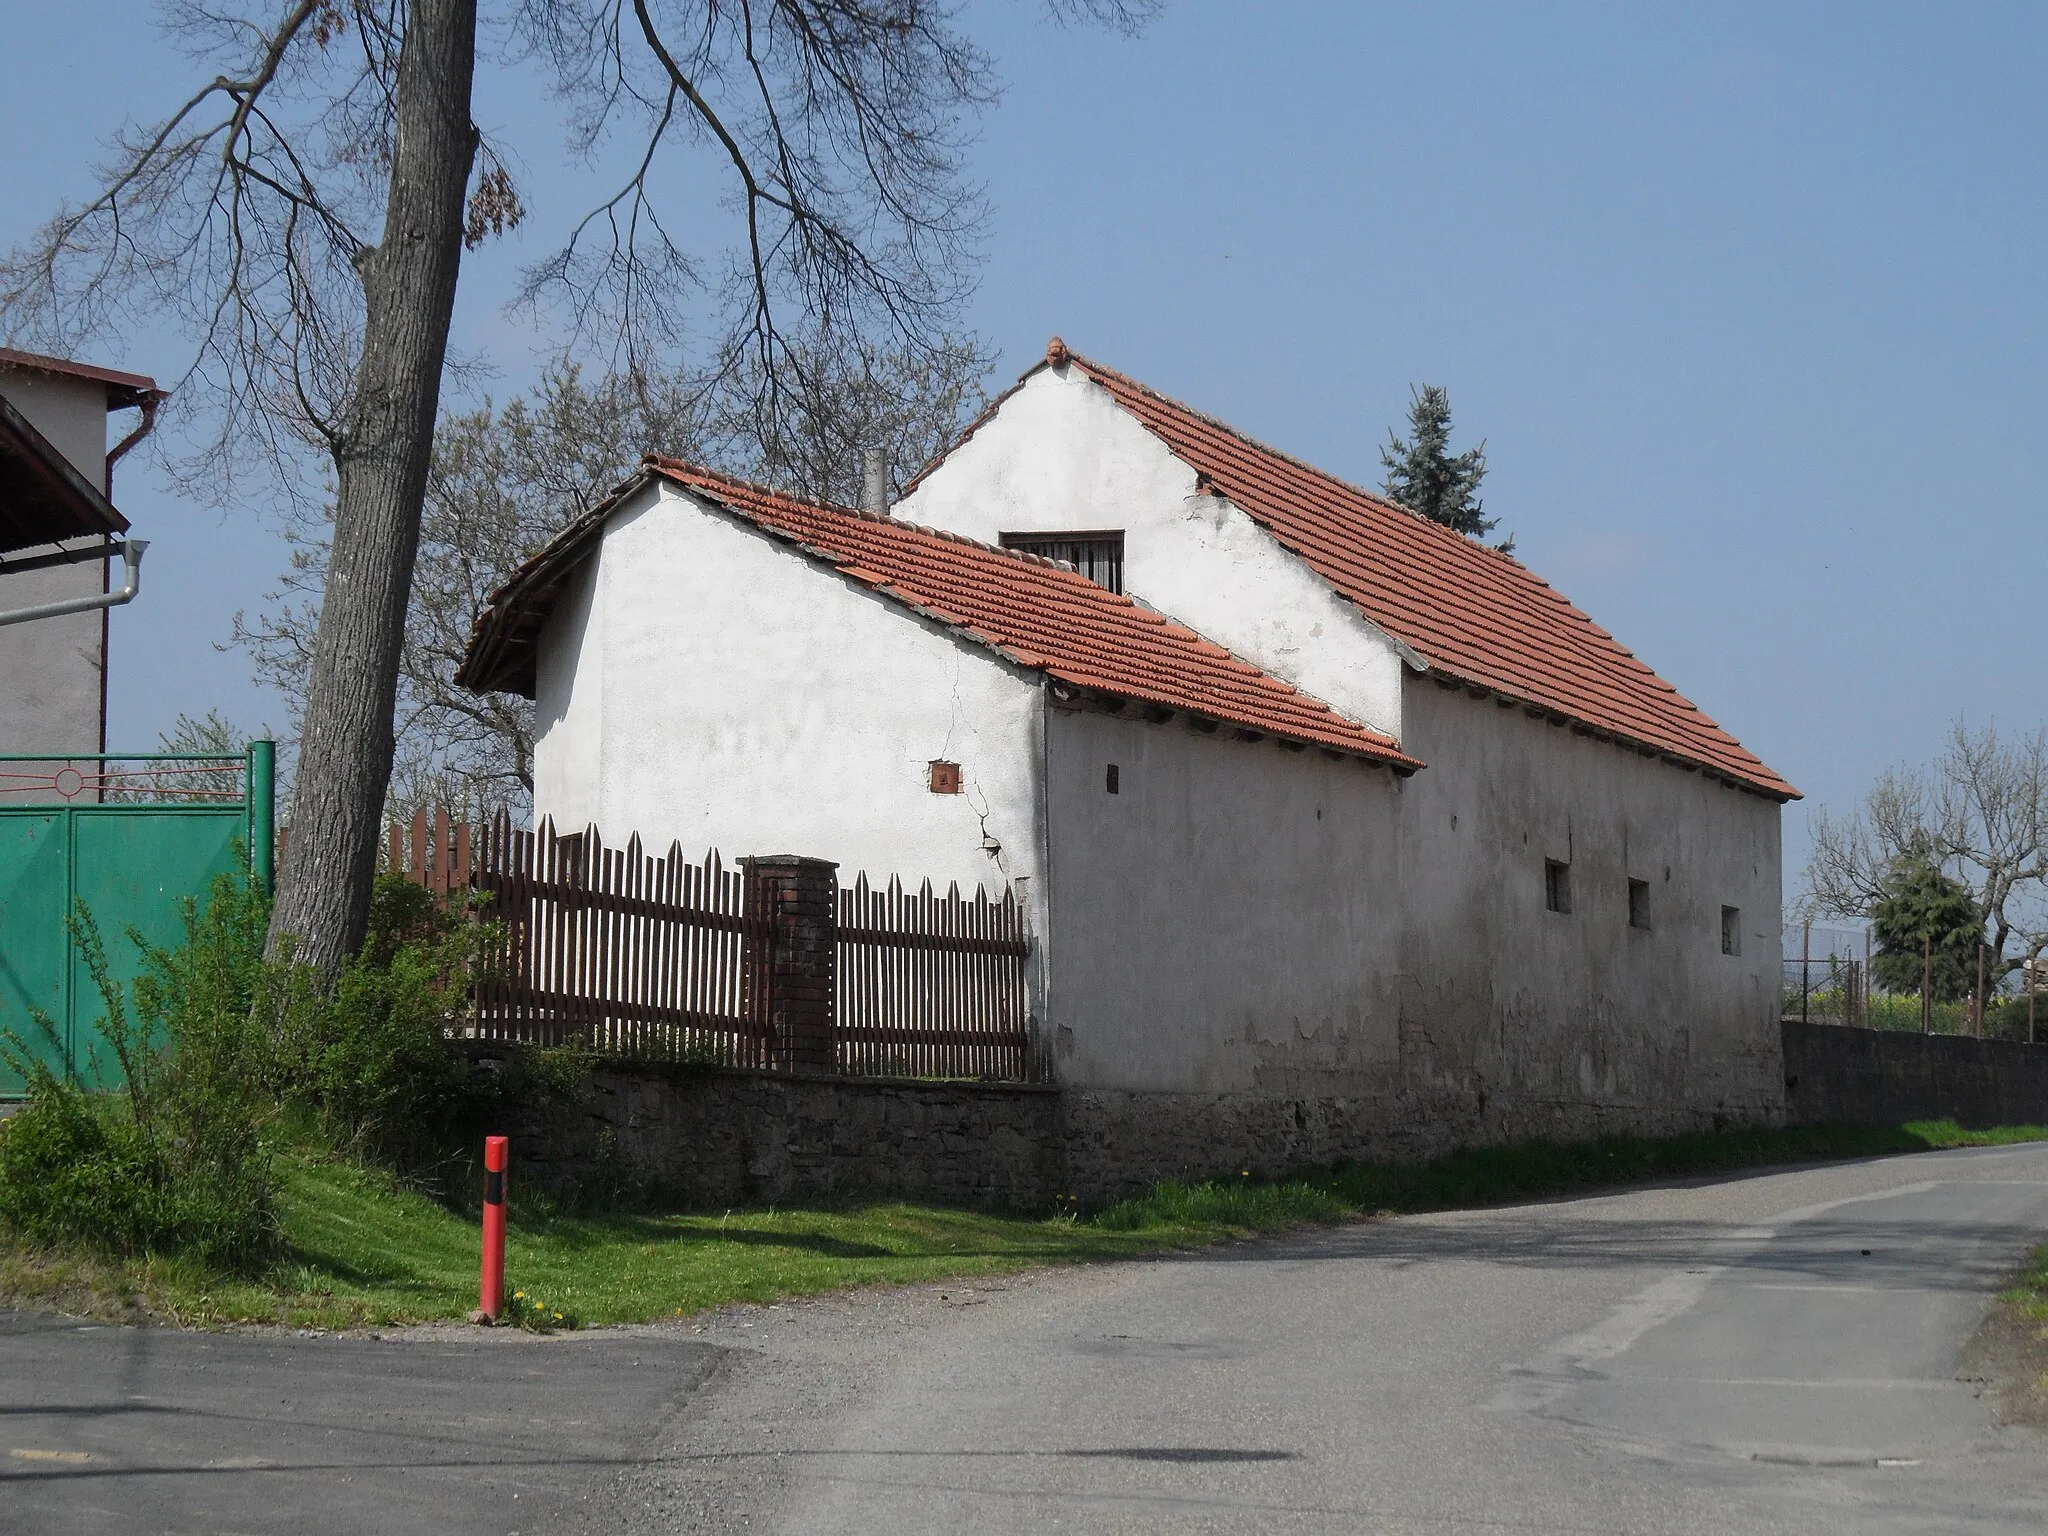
6,2,2045,903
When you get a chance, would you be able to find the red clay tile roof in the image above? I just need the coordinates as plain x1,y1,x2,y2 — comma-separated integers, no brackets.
456,460,1420,770
912,342,1796,800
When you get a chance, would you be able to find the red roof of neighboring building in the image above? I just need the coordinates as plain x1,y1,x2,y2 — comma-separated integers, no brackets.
0,347,161,410
911,341,1796,801
457,459,1421,770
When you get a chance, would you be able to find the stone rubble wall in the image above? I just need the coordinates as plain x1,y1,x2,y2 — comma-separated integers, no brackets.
508,1062,1066,1208
498,1025,2048,1212
506,1060,1779,1208
1781,1021,2048,1129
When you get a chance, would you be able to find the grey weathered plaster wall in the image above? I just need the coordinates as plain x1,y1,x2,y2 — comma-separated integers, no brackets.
1041,683,1785,1155
1392,680,1785,1138
1782,1022,2048,1128
1041,699,1408,1097
0,368,109,764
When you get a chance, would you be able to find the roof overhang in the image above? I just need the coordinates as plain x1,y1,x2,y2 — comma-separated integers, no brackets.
454,471,657,697
0,392,128,556
0,347,162,412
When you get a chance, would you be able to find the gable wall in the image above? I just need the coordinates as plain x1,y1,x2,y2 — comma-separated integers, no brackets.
0,370,108,759
896,367,1409,740
531,483,1049,907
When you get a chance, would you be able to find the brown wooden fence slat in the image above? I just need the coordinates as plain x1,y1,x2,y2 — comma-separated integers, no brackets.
391,814,1035,1080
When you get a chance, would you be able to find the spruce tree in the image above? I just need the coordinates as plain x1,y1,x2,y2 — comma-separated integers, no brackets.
1380,385,1501,542
1869,842,1983,1001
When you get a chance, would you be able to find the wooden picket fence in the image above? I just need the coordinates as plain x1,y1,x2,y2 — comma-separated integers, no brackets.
836,872,1037,1081
384,810,1037,1081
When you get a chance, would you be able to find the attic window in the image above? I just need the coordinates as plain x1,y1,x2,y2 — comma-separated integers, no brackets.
999,530,1125,593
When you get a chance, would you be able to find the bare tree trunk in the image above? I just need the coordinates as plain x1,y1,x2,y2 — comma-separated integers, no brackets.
267,0,478,970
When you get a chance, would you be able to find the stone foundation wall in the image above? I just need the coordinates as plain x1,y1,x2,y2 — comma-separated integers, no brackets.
1059,1088,1771,1201
508,1061,1784,1208
1782,1021,2048,1129
509,1062,1064,1208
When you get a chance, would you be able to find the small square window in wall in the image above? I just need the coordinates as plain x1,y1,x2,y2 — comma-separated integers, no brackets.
1545,859,1572,915
1105,763,1121,794
1721,905,1742,955
928,760,962,795
1628,878,1651,931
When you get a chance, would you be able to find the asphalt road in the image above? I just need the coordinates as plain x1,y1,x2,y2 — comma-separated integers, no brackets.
0,1315,720,1535
5,1143,2046,1534
624,1142,2048,1534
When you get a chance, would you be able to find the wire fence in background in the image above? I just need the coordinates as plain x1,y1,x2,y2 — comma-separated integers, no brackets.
1783,920,2043,1043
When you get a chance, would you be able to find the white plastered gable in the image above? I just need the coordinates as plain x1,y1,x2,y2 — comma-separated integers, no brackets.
897,364,1412,742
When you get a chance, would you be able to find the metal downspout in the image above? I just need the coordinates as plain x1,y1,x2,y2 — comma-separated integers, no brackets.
0,538,148,628
102,390,164,752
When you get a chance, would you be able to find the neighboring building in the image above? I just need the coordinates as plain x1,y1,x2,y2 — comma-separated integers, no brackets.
0,347,162,761
458,345,1797,1173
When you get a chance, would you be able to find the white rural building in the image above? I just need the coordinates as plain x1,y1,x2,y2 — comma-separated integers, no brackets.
459,342,1797,1172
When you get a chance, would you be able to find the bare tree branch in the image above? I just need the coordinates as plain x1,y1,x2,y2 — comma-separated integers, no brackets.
6,0,1148,970
1803,718,2048,985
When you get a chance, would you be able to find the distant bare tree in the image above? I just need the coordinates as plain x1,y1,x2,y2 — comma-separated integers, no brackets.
3,1,1149,971
1804,718,2048,986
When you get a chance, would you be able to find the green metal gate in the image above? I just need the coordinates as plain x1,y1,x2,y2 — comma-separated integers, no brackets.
0,743,274,1097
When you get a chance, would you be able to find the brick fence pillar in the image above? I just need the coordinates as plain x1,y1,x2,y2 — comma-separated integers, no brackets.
743,856,839,1073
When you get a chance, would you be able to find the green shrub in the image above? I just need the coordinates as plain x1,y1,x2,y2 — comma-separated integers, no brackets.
275,875,499,1169
0,864,605,1271
0,880,279,1268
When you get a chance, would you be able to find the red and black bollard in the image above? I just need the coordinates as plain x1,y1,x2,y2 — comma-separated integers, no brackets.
479,1135,508,1321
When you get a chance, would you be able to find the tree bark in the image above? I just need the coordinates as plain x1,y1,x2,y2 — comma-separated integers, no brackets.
266,0,478,970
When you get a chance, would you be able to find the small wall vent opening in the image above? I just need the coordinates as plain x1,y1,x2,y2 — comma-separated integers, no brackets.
1628,878,1650,930
1544,859,1572,915
1105,763,1120,794
928,760,961,794
1721,905,1742,955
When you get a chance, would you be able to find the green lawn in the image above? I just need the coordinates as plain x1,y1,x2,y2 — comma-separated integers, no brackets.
2,1118,2041,1330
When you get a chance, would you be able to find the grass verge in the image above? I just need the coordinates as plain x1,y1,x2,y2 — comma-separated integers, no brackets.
2008,1245,2048,1325
1978,1244,2048,1428
1,1118,2040,1331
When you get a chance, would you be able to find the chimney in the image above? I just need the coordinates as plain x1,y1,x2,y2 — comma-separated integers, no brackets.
861,446,890,518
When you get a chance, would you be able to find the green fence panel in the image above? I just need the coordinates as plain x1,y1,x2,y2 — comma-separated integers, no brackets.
68,807,247,1090
0,813,67,1096
0,746,272,1097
